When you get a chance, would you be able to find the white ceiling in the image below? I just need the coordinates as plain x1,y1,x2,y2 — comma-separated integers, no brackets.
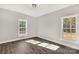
0,4,74,17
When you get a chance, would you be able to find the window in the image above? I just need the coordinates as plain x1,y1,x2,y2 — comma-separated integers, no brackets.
62,16,76,40
18,19,27,37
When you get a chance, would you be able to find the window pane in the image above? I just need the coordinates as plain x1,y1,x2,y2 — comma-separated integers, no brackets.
63,29,67,32
63,18,70,28
70,17,76,28
67,29,71,33
63,29,71,33
71,29,76,33
19,21,26,27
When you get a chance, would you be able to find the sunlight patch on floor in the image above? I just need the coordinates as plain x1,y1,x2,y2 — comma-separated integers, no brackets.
38,43,60,51
38,42,49,47
25,39,60,51
25,39,41,44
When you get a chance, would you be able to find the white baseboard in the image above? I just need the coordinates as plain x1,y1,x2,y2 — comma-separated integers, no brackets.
38,35,79,50
0,35,36,44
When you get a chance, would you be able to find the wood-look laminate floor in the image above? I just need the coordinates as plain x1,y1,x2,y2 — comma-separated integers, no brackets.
0,37,79,54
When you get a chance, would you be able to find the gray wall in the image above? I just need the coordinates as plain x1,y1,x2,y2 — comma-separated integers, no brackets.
0,5,79,49
0,8,37,42
37,5,79,46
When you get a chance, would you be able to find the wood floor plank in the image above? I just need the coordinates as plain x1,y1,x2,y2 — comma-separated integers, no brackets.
0,37,79,54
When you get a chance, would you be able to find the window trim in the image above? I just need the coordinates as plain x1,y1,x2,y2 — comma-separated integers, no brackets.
18,19,27,37
61,14,78,40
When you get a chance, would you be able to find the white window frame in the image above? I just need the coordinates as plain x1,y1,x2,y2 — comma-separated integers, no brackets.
18,19,27,37
61,14,78,40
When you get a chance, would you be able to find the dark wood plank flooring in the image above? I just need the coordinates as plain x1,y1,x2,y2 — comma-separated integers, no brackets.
0,37,79,54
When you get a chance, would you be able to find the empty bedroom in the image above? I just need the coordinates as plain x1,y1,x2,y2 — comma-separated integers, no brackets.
0,4,79,54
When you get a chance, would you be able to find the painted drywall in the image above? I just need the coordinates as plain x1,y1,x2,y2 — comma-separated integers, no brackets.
0,8,37,42
37,5,79,48
0,4,79,49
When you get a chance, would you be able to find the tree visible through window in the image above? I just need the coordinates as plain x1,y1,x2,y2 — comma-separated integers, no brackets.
63,17,76,40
